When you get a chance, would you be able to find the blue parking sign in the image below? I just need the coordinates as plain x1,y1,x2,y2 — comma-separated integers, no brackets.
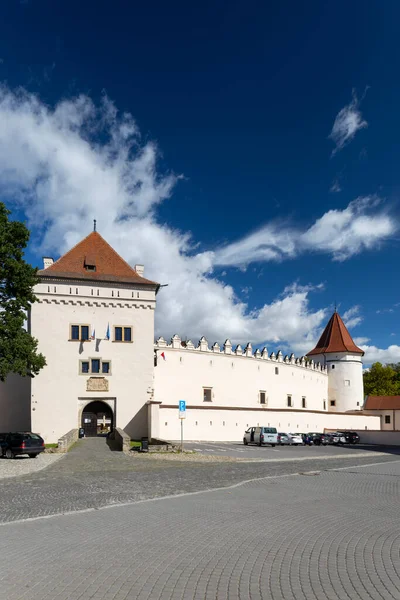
179,400,186,412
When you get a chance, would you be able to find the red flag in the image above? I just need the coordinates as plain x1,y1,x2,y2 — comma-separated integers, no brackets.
161,352,166,361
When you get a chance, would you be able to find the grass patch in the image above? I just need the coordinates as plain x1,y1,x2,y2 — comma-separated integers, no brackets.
45,443,58,449
130,440,141,448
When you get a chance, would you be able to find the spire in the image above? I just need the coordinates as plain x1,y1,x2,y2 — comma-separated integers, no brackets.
307,312,364,356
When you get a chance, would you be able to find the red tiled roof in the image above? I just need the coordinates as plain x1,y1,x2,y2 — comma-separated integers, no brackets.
364,396,400,410
307,311,364,356
38,231,158,287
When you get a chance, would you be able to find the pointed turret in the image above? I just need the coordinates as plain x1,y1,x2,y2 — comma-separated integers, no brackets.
307,311,364,413
307,311,363,357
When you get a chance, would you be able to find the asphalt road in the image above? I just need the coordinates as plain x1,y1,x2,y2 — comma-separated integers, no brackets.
183,440,400,459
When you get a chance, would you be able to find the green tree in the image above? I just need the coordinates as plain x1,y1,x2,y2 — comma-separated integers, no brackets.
0,204,46,381
363,362,400,396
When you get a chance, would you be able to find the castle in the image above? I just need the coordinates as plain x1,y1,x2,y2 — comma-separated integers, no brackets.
0,230,380,443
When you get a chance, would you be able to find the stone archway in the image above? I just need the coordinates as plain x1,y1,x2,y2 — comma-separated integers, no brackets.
81,400,114,437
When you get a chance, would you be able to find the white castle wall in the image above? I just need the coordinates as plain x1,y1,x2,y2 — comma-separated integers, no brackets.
154,335,328,411
154,406,380,442
30,280,156,443
152,336,378,441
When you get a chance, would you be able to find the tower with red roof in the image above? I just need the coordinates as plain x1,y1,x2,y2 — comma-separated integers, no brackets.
307,311,364,413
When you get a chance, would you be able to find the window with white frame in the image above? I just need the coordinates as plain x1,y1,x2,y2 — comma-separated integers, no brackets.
302,396,306,408
259,391,267,405
344,379,350,387
287,395,292,407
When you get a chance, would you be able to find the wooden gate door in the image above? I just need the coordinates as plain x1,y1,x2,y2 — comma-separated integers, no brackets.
82,412,97,437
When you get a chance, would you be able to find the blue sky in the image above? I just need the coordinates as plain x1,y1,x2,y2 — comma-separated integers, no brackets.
0,0,399,363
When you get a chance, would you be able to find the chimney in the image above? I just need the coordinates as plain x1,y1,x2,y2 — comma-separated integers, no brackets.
43,257,54,269
135,264,144,277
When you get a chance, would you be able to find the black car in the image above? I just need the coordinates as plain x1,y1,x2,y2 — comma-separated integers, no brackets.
337,431,360,444
0,432,45,459
308,432,328,446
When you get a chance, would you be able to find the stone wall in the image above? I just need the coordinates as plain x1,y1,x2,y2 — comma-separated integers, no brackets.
111,427,131,453
57,428,78,452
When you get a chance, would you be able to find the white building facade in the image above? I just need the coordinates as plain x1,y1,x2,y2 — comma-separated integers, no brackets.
0,231,381,442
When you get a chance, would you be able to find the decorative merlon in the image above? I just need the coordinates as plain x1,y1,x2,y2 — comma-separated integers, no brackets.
154,336,327,373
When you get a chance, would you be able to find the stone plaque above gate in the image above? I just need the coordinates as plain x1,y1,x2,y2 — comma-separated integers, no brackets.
86,377,109,392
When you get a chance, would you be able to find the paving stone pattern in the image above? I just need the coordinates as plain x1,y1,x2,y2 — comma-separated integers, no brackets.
2,460,400,599
0,438,399,524
1,438,400,525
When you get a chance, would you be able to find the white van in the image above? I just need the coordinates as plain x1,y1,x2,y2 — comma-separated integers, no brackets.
243,426,278,447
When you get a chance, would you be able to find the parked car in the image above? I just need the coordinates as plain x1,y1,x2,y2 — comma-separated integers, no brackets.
299,433,312,445
337,431,360,444
277,433,292,445
326,432,346,445
243,426,278,447
0,432,45,459
288,433,304,445
308,432,328,446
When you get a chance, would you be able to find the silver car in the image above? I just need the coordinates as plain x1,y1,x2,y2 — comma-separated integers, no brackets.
243,426,278,447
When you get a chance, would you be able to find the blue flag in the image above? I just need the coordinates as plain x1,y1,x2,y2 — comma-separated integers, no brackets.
105,323,110,340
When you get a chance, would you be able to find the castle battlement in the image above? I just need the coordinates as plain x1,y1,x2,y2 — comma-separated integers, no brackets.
155,335,327,373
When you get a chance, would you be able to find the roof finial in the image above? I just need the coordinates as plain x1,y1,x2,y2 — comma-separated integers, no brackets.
93,219,97,232
334,300,337,313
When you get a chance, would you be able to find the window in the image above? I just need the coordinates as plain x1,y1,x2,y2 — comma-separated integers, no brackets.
91,359,100,374
70,324,90,341
275,367,279,375
203,388,212,402
81,361,89,374
260,391,266,405
323,400,326,410
287,395,292,407
85,265,96,271
385,415,391,424
79,359,112,375
302,397,306,408
344,380,350,387
331,365,335,370
114,326,132,342
330,400,336,407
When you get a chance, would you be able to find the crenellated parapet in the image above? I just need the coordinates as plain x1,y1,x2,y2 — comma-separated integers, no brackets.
155,335,327,373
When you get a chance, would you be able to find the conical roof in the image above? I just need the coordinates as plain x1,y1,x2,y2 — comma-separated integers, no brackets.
307,312,364,356
38,231,158,287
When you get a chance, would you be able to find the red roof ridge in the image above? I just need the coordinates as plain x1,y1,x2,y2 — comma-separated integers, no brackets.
38,230,159,287
364,395,400,410
307,311,364,356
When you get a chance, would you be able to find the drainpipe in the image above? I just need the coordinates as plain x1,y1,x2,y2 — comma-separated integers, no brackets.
394,409,395,431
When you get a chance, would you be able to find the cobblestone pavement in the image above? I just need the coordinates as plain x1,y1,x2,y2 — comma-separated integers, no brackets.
0,437,400,525
0,452,63,479
2,459,400,599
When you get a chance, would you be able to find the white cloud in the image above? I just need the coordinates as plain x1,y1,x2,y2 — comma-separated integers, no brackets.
330,179,342,193
0,86,393,354
342,306,363,329
213,195,396,268
329,90,368,155
353,337,370,346
361,345,400,366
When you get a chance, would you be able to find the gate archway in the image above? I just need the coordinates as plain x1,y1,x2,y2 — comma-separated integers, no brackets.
81,401,114,437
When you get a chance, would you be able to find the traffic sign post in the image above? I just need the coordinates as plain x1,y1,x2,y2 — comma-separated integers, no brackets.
179,400,186,452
